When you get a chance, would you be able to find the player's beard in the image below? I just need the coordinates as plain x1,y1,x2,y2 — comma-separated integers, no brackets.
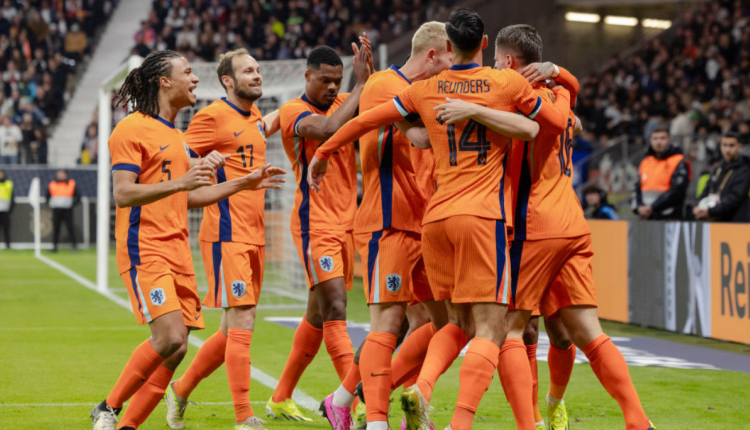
235,84,262,102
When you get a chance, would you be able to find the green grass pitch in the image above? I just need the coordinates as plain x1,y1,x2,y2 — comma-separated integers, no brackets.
1,249,749,429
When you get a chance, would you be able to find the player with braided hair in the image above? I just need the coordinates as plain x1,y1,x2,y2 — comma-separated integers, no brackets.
90,50,286,430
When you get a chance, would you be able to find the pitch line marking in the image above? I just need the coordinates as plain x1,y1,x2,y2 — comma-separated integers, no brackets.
35,253,320,412
0,401,267,407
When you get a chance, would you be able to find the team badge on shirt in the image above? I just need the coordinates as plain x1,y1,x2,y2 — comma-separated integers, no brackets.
231,281,246,298
386,274,402,293
150,288,166,306
256,121,266,141
183,142,190,158
319,256,334,272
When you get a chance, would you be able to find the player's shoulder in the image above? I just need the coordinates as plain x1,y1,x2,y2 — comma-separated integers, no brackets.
111,112,149,138
191,100,223,121
280,96,309,114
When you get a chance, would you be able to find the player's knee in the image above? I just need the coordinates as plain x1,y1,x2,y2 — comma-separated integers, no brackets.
154,331,187,357
523,326,539,345
305,312,324,329
170,341,189,363
321,298,347,321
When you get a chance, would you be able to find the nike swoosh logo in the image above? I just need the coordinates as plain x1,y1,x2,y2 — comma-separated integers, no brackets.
370,372,389,377
304,354,315,358
234,130,245,137
194,314,201,320
160,144,170,151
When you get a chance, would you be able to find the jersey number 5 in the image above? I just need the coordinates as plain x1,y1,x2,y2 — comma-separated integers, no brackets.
558,118,573,177
161,160,171,182
237,144,254,168
447,119,490,166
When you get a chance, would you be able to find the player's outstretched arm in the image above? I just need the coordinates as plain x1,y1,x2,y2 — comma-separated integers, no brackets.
263,110,281,137
296,33,373,141
529,86,570,135
394,120,431,149
520,62,579,107
187,163,286,209
309,99,406,190
434,98,539,141
112,163,214,208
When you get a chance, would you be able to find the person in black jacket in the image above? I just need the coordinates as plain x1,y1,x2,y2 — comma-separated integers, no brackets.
584,185,619,220
694,132,750,222
633,128,692,220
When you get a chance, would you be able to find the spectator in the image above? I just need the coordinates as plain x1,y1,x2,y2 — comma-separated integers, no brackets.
64,22,88,63
80,123,97,165
584,185,619,220
0,115,21,164
19,112,34,163
633,127,692,220
0,169,12,249
694,132,750,222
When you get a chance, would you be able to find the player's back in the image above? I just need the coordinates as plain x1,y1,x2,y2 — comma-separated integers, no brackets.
395,65,538,225
508,84,589,241
356,66,428,234
185,98,267,244
280,94,357,232
109,112,193,274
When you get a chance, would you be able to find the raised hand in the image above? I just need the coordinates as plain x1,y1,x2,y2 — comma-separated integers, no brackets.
241,163,287,190
352,32,373,85
178,162,214,191
434,97,477,125
307,156,329,192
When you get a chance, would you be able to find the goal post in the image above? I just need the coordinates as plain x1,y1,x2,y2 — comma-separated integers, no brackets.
96,55,354,308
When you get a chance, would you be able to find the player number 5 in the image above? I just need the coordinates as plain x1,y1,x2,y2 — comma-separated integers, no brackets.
161,160,172,182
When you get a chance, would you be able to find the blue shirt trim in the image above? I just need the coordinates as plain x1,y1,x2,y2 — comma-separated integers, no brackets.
389,64,412,84
301,93,331,112
221,97,254,117
450,63,480,71
112,163,141,174
156,117,176,129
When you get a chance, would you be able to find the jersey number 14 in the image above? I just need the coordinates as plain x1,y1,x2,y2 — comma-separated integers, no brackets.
447,120,490,166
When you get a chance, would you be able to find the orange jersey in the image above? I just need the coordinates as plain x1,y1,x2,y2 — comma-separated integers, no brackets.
185,98,267,245
507,83,590,241
355,65,430,234
316,64,569,226
280,93,357,232
109,112,193,274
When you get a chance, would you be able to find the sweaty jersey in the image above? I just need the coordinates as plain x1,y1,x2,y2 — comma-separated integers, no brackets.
507,83,590,241
110,112,193,274
355,65,431,234
185,98,267,245
280,93,357,232
316,64,569,226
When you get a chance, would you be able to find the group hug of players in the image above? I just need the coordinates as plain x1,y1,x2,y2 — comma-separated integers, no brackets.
90,7,656,430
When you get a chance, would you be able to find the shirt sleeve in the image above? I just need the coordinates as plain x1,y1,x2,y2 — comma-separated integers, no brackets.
184,110,216,157
554,66,579,108
280,100,314,138
109,124,142,174
315,97,411,161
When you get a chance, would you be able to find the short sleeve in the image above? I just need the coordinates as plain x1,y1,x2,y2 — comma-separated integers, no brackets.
110,123,142,174
279,100,313,138
393,84,421,123
506,70,542,119
184,110,216,157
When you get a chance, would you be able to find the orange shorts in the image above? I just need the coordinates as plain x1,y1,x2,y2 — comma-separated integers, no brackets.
422,215,510,304
120,259,204,329
292,229,354,290
355,229,433,304
508,234,598,318
200,241,264,308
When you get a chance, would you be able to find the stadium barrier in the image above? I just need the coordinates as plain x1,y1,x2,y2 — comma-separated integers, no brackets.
590,219,750,344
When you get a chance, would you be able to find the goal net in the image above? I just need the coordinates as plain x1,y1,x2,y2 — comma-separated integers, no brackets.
96,56,354,309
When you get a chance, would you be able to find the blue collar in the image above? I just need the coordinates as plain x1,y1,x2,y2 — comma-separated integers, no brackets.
450,63,480,71
301,93,332,112
155,116,175,129
221,97,254,117
389,64,412,84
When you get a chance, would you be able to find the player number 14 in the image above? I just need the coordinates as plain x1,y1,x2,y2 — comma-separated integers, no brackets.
237,144,254,168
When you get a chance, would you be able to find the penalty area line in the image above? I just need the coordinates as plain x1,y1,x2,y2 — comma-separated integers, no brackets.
34,253,320,413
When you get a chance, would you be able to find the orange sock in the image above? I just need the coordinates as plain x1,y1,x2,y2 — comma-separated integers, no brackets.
399,369,420,391
548,344,576,400
106,340,165,408
416,323,467,403
450,338,499,430
583,335,650,430
360,332,397,422
526,343,542,424
342,362,362,395
118,365,174,429
226,329,254,423
390,323,435,390
272,315,323,402
497,338,536,430
173,330,227,399
323,320,354,381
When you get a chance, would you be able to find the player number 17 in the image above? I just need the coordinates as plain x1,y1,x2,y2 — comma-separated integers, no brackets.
237,144,254,168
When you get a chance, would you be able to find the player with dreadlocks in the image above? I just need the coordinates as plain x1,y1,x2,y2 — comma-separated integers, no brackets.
90,50,286,430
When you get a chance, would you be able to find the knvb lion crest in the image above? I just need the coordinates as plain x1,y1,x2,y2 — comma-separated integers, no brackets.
150,288,166,306
232,280,246,298
319,256,334,272
257,120,266,140
386,274,402,293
